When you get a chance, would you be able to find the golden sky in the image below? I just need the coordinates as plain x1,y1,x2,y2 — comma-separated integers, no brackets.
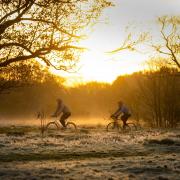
52,0,180,86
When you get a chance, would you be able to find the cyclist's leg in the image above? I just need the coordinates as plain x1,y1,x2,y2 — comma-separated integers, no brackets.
122,114,131,129
60,112,71,128
121,114,128,129
60,114,66,128
125,114,131,125
123,121,127,129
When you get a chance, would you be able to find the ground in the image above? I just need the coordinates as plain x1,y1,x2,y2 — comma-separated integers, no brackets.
0,125,180,180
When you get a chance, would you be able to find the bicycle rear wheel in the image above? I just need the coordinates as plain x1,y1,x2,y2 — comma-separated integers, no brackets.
45,122,59,131
66,122,77,131
106,122,121,132
126,123,137,131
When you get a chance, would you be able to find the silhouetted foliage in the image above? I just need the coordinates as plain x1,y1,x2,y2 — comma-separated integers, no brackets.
137,67,180,127
0,0,112,70
0,60,64,94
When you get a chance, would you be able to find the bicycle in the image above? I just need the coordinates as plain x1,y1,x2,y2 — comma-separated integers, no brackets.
106,116,137,132
37,111,77,133
46,118,77,132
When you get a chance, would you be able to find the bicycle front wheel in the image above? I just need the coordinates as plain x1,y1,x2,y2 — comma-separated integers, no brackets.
126,123,137,131
106,122,121,132
66,122,77,131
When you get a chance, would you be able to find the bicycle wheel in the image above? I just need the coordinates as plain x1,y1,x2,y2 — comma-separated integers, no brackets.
66,122,77,131
106,122,121,132
45,122,59,131
126,123,137,131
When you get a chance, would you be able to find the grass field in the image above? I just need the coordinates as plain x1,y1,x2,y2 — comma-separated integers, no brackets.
0,123,180,180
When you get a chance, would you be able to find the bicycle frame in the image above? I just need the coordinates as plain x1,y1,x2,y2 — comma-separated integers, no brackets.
110,117,122,123
112,118,119,123
51,119,62,128
50,117,73,127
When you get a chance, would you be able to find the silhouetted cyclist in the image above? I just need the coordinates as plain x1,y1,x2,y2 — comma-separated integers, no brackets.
51,98,71,128
111,101,131,129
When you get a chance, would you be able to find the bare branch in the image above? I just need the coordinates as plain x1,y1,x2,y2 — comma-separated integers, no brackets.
20,18,82,38
107,33,148,54
0,0,34,35
0,0,112,71
0,44,86,67
152,16,180,69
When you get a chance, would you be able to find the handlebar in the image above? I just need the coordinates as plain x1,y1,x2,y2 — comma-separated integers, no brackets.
110,116,121,121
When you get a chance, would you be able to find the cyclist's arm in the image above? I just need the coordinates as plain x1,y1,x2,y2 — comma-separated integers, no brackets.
52,103,64,117
112,108,121,118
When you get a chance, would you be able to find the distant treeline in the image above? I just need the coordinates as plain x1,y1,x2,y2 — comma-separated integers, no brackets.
0,62,179,128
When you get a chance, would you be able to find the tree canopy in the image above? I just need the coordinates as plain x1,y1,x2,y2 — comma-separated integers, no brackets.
0,0,112,70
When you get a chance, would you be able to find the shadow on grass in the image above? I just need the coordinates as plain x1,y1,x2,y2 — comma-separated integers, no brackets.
144,138,175,145
0,126,39,136
0,150,150,163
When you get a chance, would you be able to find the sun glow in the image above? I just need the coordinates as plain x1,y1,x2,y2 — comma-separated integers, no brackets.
77,49,144,82
50,48,145,86
50,0,180,86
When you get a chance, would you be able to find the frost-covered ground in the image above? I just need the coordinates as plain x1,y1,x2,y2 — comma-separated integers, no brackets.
0,126,180,180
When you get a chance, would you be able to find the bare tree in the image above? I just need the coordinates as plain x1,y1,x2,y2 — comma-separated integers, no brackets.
152,16,180,69
0,0,112,70
107,32,148,54
137,60,180,128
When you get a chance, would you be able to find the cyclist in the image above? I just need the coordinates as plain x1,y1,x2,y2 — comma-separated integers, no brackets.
111,101,131,129
51,98,71,128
